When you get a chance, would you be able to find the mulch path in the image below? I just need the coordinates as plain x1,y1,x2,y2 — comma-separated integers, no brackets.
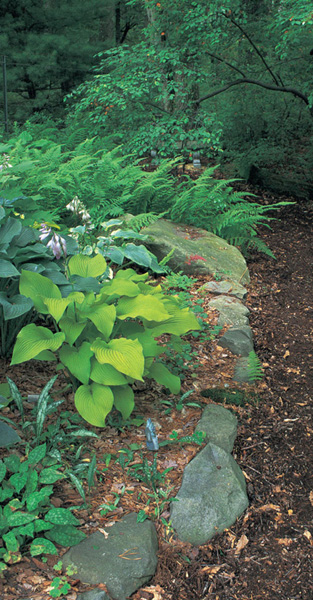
0,194,313,600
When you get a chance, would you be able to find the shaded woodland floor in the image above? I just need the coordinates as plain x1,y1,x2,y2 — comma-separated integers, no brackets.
0,194,313,600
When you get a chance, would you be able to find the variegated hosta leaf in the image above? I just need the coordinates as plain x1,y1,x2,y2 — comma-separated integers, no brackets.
90,359,128,385
113,385,135,420
116,294,171,322
90,337,144,381
58,315,87,345
87,303,116,339
59,342,93,384
146,361,181,395
11,324,65,365
74,383,114,427
19,270,61,314
68,253,107,278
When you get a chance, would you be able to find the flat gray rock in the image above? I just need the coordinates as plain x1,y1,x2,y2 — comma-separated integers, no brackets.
219,326,254,356
62,513,158,600
202,280,247,300
209,296,249,328
142,219,250,284
77,590,111,600
0,422,21,447
195,404,238,453
233,357,253,383
170,443,249,545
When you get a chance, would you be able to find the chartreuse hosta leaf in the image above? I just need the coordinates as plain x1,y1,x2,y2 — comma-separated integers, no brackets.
114,268,148,282
11,324,65,365
146,301,201,337
58,314,87,345
86,303,116,339
59,342,93,384
100,278,140,299
146,362,181,395
127,331,162,357
75,383,114,427
68,253,107,278
90,338,145,380
19,270,61,314
116,294,171,321
43,291,85,323
113,385,135,420
90,359,128,386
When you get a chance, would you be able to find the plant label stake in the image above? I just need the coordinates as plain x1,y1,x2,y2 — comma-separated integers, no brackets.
145,418,159,451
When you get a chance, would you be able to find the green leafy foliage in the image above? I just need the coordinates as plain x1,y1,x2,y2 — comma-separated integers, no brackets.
169,166,291,257
69,216,165,274
0,193,79,357
246,351,264,382
11,254,201,427
0,444,85,570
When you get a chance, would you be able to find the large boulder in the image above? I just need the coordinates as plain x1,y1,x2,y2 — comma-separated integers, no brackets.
170,443,249,545
142,219,250,284
62,513,158,600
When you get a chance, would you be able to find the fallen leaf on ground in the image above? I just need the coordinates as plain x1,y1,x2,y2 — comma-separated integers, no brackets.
234,534,249,555
140,584,163,599
276,538,293,545
257,504,281,512
309,491,313,506
200,565,222,576
303,530,313,545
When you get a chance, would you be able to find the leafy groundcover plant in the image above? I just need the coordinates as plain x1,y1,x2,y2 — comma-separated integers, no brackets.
0,443,85,571
11,254,200,426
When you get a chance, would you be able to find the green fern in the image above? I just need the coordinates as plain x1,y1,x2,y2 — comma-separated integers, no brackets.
169,166,291,256
246,351,264,382
127,212,164,232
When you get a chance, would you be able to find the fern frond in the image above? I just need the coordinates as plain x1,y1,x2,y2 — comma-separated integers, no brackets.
247,351,264,381
127,212,164,232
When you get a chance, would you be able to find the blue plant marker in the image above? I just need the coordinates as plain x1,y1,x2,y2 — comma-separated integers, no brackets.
145,418,159,451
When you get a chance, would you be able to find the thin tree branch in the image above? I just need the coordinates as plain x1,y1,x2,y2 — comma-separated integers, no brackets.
223,12,280,86
196,78,309,106
204,50,247,77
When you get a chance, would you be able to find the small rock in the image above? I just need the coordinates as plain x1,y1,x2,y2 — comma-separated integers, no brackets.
209,296,249,327
0,422,21,447
170,443,249,545
77,589,111,600
233,357,253,383
219,326,254,356
202,280,247,299
195,404,238,453
62,513,158,600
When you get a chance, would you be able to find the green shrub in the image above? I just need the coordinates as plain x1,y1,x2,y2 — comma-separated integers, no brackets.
11,254,200,426
0,443,85,571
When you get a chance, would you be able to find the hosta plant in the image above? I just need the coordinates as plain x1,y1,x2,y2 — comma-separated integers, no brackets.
0,197,77,357
0,443,85,571
11,254,200,426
